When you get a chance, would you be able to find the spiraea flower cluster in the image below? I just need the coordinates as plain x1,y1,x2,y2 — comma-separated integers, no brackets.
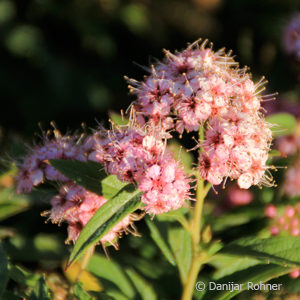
42,183,136,248
16,123,190,243
127,39,274,189
15,39,276,249
91,125,190,215
284,13,300,59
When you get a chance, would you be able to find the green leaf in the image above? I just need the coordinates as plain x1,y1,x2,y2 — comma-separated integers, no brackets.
9,264,41,288
50,160,129,199
167,226,192,283
28,277,51,300
50,160,106,195
200,264,290,300
73,282,93,300
125,268,157,300
101,175,129,199
0,243,9,297
266,113,297,137
145,217,176,266
209,254,261,280
210,206,265,232
88,254,135,299
68,185,142,266
220,236,300,268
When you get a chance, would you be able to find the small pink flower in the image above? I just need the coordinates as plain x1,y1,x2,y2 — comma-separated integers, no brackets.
265,205,277,218
270,226,280,235
285,206,296,218
228,186,253,206
289,269,300,279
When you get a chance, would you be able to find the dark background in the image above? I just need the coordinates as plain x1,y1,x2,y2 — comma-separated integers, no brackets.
0,0,300,139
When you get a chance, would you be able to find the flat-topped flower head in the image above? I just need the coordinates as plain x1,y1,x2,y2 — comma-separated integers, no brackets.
126,39,275,189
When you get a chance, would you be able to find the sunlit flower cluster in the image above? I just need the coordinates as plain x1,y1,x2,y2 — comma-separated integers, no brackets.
127,39,274,189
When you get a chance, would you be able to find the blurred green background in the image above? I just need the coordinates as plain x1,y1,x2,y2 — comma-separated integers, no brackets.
0,0,300,140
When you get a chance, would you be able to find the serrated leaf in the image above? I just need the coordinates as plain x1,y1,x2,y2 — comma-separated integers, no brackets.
200,264,290,300
125,268,157,300
88,254,135,299
145,217,176,266
68,185,142,266
50,160,106,195
266,113,297,137
220,236,300,268
28,277,51,300
167,226,192,283
0,243,9,297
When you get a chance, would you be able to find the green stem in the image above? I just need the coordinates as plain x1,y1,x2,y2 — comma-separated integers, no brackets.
181,126,211,300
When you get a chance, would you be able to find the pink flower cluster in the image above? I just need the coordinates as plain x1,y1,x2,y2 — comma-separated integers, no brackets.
127,39,273,189
17,123,190,217
92,125,190,214
200,116,273,189
265,204,300,237
284,13,300,59
42,183,135,247
17,131,87,193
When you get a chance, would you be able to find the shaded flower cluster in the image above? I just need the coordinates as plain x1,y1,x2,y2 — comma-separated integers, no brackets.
42,183,136,247
127,39,274,189
17,130,87,193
